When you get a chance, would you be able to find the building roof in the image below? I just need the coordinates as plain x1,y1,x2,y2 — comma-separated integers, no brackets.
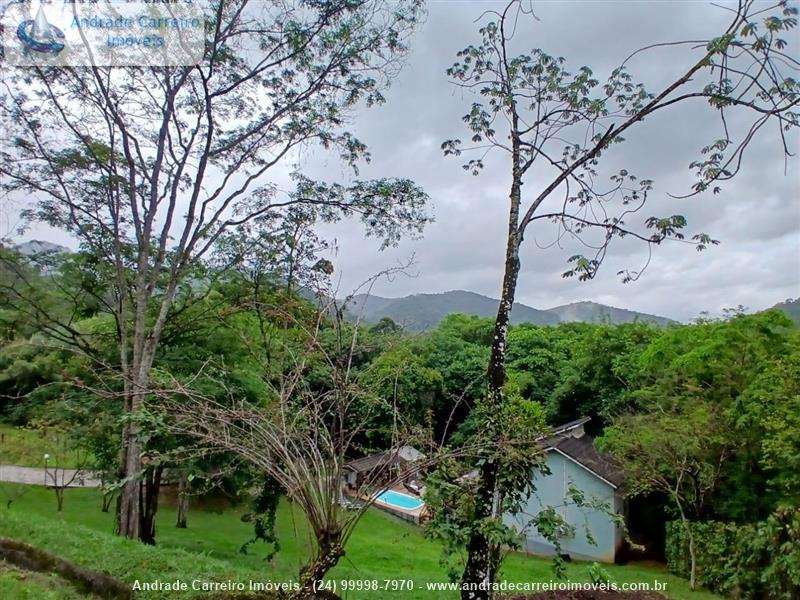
344,445,424,473
548,416,592,436
547,433,624,488
344,451,397,473
459,417,623,488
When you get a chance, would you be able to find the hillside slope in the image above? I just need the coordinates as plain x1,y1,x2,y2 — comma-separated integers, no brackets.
770,297,800,325
344,290,674,331
546,301,676,326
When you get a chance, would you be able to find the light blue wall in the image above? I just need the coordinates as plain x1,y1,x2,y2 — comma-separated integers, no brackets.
502,450,622,563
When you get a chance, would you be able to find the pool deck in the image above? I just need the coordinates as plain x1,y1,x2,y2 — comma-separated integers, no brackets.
356,486,427,524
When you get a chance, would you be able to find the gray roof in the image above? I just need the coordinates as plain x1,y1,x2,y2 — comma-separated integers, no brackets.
459,417,624,488
344,451,398,473
543,425,624,488
344,445,423,473
549,416,592,437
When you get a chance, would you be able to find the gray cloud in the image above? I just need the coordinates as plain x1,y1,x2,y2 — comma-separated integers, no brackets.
314,0,800,322
6,0,798,322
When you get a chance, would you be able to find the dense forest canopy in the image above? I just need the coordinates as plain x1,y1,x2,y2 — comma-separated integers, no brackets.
2,246,797,522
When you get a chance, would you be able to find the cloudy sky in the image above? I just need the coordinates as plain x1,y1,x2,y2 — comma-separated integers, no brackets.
5,0,799,322
302,0,800,322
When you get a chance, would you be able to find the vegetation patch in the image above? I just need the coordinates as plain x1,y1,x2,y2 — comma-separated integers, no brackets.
0,509,265,599
0,425,75,469
0,485,721,600
0,560,86,599
0,536,130,598
665,507,800,599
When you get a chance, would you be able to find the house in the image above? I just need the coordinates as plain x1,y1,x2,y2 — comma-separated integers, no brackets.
343,445,425,490
503,417,625,563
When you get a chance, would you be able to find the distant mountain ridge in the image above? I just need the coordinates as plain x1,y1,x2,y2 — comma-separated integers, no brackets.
344,290,675,331
14,240,71,256
545,301,676,326
771,297,800,325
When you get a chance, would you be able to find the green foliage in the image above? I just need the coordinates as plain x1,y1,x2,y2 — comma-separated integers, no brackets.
0,341,65,422
424,394,550,580
547,321,660,430
586,561,614,586
666,507,800,599
424,394,621,580
0,508,267,599
505,324,571,407
2,484,719,600
736,331,800,499
357,342,444,448
240,475,281,562
601,401,730,519
624,311,797,520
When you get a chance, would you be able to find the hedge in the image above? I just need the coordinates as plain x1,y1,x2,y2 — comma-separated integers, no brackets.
665,506,800,599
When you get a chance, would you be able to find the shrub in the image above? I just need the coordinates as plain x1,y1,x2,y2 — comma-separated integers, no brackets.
666,507,800,599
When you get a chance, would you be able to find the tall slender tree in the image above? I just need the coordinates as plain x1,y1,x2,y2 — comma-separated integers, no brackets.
442,1,798,596
0,0,429,541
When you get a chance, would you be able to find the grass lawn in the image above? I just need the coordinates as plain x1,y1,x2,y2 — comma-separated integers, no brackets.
0,424,92,469
0,484,720,600
0,562,85,600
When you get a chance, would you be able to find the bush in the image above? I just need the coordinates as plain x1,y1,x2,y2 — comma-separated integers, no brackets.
666,507,800,599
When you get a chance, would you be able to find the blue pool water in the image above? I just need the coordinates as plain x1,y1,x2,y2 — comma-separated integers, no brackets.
374,489,424,510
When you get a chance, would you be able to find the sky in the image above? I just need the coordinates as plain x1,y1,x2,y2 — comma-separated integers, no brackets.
306,0,800,322
4,0,799,322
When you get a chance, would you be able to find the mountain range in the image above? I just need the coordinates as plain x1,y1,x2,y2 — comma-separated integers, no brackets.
344,291,677,331
11,241,797,330
772,298,800,325
14,240,71,257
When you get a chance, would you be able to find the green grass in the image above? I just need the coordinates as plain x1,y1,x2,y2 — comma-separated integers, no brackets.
0,424,91,469
0,561,85,599
0,484,721,600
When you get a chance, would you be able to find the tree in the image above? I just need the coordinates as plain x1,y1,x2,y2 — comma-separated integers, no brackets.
0,0,429,541
547,322,660,431
631,310,794,521
357,343,444,449
601,403,732,590
442,1,798,595
163,290,465,598
736,328,800,501
505,323,575,411
425,394,548,584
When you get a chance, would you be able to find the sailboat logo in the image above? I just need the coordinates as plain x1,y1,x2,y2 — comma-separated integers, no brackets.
17,4,65,55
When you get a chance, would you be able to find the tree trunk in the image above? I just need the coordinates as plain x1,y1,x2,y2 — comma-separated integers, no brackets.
101,491,114,513
292,535,344,600
176,473,189,529
140,465,163,545
686,519,696,590
116,415,142,540
116,362,159,543
673,495,696,591
460,169,523,600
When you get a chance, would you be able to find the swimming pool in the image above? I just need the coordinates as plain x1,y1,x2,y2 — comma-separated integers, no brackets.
373,489,424,511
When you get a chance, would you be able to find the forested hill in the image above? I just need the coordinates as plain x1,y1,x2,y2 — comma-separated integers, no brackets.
770,298,800,325
345,290,674,331
545,301,676,326
14,240,71,256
